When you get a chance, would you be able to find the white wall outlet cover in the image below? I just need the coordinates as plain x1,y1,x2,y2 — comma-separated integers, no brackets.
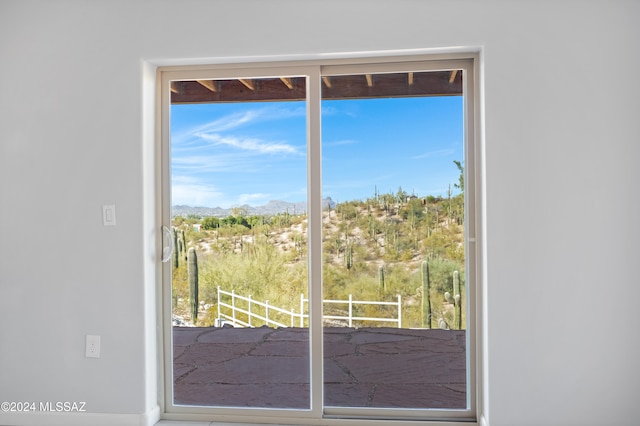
86,334,101,358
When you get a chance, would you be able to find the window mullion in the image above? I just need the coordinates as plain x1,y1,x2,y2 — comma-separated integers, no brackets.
306,66,324,416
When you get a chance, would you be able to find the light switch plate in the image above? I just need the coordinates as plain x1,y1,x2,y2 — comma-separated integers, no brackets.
102,205,116,226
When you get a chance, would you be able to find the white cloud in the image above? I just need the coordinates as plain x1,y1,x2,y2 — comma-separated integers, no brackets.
172,153,258,173
197,133,299,155
174,105,305,144
236,193,271,205
193,110,259,134
411,148,454,159
171,176,225,207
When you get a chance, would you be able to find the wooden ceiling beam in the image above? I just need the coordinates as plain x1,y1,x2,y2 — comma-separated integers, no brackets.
238,79,255,91
196,80,217,92
280,77,294,89
322,76,332,88
408,72,414,85
449,70,458,83
365,74,373,87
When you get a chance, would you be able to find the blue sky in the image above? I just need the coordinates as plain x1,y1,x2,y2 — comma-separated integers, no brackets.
171,96,463,208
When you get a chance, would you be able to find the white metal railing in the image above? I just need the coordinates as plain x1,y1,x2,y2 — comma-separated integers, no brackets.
217,286,402,328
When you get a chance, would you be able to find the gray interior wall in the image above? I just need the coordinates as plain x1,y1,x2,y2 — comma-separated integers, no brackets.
1,1,638,425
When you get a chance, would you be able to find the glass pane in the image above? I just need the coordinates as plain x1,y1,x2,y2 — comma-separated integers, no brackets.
170,77,310,409
321,70,467,409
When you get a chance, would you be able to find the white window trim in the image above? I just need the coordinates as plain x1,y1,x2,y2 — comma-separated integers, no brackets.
156,52,484,426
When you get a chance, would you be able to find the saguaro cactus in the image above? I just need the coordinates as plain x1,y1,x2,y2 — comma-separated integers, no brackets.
345,243,353,270
421,260,431,329
188,247,199,323
173,228,179,269
378,265,385,291
182,230,187,260
453,270,461,329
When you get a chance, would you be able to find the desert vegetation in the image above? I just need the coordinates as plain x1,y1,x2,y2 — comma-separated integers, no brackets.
171,181,466,330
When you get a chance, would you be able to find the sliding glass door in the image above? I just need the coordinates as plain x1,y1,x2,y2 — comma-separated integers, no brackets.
321,67,469,413
160,58,476,423
163,71,314,411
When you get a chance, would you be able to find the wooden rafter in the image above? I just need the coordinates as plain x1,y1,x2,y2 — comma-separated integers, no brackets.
408,72,414,85
449,70,458,83
280,77,294,89
322,76,332,88
365,74,373,87
196,80,217,92
238,79,255,90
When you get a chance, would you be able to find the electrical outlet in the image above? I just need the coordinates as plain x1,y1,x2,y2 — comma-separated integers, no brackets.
86,335,101,358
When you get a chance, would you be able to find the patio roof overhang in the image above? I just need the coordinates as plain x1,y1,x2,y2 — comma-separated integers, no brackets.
170,70,462,104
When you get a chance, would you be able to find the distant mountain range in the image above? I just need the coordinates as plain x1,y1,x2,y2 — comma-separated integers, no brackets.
172,198,335,218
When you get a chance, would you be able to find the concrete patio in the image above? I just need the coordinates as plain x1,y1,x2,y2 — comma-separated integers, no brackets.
173,326,466,409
